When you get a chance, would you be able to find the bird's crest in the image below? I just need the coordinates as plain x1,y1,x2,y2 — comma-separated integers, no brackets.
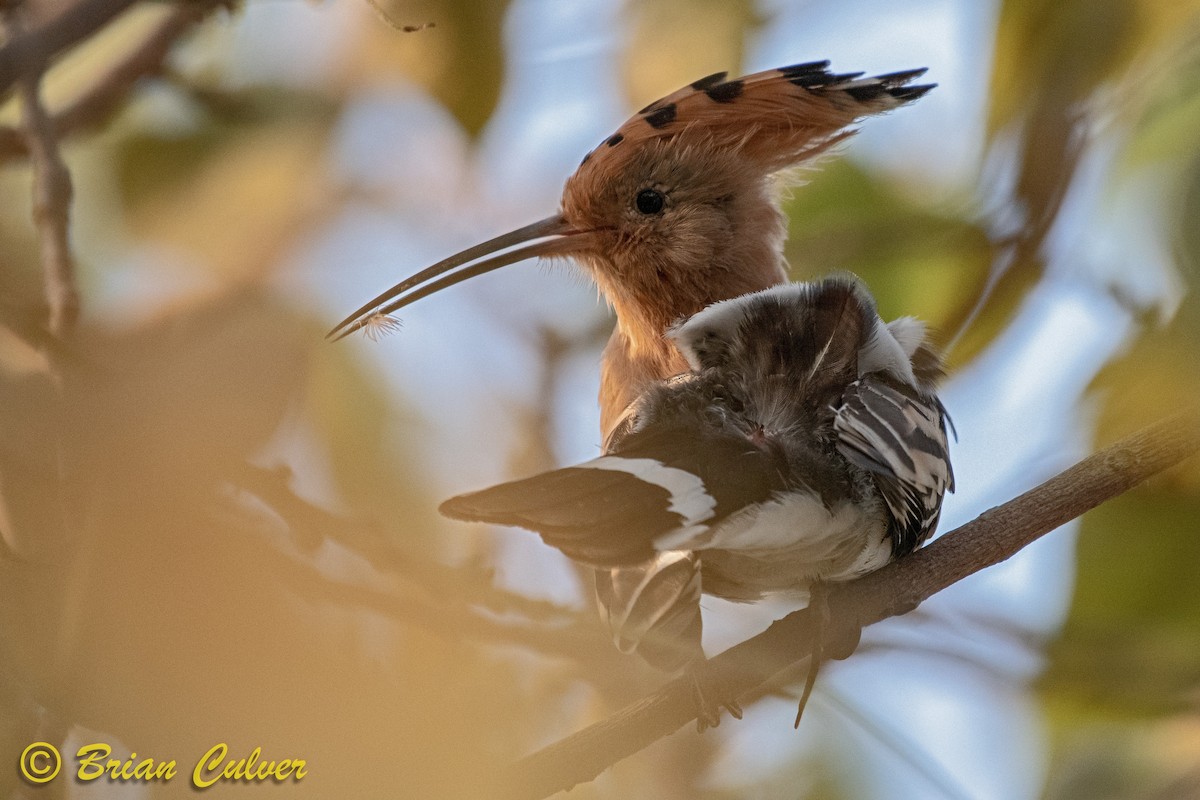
575,61,934,178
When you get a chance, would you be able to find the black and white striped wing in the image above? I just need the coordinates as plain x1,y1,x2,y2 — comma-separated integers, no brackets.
833,376,954,557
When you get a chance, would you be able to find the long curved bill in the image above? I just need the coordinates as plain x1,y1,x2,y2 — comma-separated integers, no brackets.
326,215,598,342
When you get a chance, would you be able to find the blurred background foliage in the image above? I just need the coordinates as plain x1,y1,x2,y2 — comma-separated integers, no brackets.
0,0,1198,798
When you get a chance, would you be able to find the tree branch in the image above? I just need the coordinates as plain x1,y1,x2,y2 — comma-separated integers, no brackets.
7,4,78,339
503,411,1200,800
232,464,621,667
0,2,225,163
0,0,140,102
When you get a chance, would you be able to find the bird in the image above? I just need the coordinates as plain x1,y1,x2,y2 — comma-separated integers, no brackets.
328,60,946,722
439,277,953,723
328,59,934,444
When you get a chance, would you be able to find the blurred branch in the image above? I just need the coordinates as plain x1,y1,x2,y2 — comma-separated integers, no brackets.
6,4,78,340
279,564,613,665
234,464,618,666
268,545,614,665
0,2,226,164
503,411,1200,800
238,463,584,624
1,0,227,338
0,0,139,101
948,106,1089,352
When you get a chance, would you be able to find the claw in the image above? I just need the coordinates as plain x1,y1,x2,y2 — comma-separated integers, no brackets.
793,655,820,728
690,662,743,733
794,582,831,728
793,583,868,727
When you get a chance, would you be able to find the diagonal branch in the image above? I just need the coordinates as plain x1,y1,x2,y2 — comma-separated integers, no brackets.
503,411,1200,800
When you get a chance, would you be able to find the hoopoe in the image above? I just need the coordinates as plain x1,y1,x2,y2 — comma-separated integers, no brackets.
330,61,953,721
441,277,953,723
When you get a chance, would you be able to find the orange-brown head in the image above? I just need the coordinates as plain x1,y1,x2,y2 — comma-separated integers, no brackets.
558,63,931,338
328,61,934,433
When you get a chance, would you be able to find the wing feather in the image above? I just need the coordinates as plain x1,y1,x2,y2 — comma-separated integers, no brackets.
834,376,953,556
440,428,789,566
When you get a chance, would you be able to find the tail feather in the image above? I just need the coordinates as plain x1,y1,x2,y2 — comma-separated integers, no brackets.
595,554,703,672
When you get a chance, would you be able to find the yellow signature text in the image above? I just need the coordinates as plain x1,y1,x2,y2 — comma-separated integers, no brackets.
192,743,308,788
76,744,177,782
71,742,306,787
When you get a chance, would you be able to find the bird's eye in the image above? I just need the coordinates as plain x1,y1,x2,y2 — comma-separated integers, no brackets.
635,188,666,215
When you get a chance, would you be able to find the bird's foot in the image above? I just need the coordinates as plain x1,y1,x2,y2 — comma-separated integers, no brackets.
794,581,864,728
689,660,743,733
